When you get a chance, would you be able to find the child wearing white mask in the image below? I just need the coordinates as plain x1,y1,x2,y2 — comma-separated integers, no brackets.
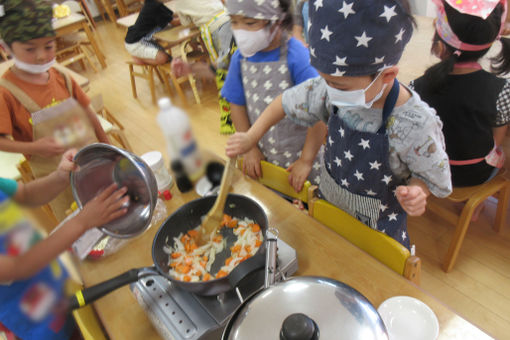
226,0,453,248
0,0,109,220
221,0,325,191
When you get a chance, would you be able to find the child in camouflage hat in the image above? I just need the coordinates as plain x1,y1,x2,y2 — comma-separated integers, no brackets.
0,0,109,221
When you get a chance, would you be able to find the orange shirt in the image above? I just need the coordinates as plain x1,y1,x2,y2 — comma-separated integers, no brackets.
0,67,90,142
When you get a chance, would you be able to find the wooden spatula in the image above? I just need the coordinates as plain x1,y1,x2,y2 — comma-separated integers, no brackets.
197,157,235,245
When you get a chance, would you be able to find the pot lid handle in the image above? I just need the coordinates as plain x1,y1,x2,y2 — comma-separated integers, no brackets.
280,313,319,340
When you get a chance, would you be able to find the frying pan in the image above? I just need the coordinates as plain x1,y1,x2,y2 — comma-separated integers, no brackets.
68,194,268,310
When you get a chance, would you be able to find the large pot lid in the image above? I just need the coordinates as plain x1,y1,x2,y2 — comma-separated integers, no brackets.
226,276,388,340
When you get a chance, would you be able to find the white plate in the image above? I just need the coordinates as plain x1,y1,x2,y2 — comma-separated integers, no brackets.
195,176,213,197
378,296,439,340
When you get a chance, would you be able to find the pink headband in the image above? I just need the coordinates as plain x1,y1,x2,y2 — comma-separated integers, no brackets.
433,0,507,51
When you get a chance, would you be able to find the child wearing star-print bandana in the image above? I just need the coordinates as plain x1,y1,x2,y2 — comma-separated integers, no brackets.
221,0,326,191
411,0,510,188
226,0,453,248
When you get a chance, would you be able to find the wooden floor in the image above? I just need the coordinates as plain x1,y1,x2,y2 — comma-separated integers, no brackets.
52,21,510,338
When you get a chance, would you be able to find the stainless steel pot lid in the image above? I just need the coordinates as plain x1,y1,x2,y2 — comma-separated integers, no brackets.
71,143,158,238
226,276,388,340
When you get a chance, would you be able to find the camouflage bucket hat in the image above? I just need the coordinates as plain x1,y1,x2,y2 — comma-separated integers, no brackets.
0,0,55,45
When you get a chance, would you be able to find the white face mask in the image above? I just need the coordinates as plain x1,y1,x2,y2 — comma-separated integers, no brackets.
14,58,55,74
232,24,279,58
325,73,387,109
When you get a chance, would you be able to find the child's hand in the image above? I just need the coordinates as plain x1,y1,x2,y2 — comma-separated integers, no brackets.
32,136,66,157
243,147,265,179
226,132,255,158
56,149,78,181
171,57,191,78
75,184,129,231
287,158,312,192
396,185,428,216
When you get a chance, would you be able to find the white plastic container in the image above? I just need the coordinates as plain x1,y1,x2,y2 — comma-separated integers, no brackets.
141,151,172,191
157,97,203,181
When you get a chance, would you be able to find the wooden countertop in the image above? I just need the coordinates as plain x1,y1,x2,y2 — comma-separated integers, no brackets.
75,152,492,340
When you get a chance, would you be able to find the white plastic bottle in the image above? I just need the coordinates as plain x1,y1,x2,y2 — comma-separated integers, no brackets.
157,97,203,181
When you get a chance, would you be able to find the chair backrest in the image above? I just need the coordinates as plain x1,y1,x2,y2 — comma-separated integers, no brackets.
237,159,311,203
62,0,82,14
308,195,420,283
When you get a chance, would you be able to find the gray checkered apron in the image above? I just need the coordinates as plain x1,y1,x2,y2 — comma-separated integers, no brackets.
240,37,321,184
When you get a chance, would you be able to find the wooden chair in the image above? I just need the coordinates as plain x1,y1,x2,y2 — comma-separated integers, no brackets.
115,0,143,17
93,0,117,23
65,280,107,340
90,94,133,151
56,43,98,73
427,169,510,272
307,188,421,284
236,159,312,203
56,1,103,72
159,38,209,105
127,61,167,105
63,0,96,31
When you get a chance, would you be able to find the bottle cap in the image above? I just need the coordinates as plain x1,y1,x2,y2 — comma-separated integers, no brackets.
141,151,164,170
163,190,172,200
171,159,184,172
158,97,172,110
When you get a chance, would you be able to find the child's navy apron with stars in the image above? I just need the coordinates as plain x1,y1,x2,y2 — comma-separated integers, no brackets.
319,80,410,248
240,35,321,184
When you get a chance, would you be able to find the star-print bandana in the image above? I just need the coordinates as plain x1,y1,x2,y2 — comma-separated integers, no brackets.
226,0,284,21
433,0,507,51
308,0,414,76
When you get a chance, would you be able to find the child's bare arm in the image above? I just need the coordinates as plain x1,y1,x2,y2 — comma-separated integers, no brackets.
0,184,128,282
13,149,77,206
493,125,509,146
287,121,327,192
229,103,265,178
0,135,66,157
230,102,251,132
86,105,110,144
226,94,286,157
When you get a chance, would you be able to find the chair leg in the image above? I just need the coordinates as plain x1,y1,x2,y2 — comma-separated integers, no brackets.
109,129,132,152
129,64,137,99
442,198,478,272
170,73,186,103
81,45,98,73
147,66,156,105
159,68,174,97
188,74,201,104
154,67,165,85
494,183,510,232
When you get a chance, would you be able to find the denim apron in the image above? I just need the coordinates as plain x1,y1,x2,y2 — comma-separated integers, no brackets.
0,192,73,340
319,80,409,248
241,35,321,184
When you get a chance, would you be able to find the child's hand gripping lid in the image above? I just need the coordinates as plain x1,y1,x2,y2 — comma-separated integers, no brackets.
0,0,55,45
308,0,414,77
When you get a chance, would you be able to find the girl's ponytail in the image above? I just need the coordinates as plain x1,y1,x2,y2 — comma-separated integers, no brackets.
422,36,460,93
491,36,510,76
